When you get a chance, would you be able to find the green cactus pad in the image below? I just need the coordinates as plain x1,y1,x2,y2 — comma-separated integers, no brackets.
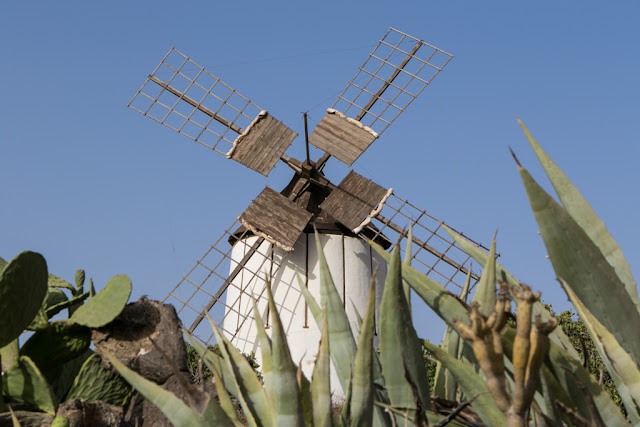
2,355,56,414
66,353,130,406
20,321,91,382
0,251,48,348
70,274,131,328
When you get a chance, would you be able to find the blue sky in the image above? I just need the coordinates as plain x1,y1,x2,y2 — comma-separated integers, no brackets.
1,2,638,342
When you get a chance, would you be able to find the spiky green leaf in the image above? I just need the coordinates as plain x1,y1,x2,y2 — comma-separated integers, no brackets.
519,164,640,361
310,311,332,427
471,232,496,317
560,278,640,424
103,351,231,426
519,119,639,310
265,281,303,426
379,247,431,420
349,276,376,427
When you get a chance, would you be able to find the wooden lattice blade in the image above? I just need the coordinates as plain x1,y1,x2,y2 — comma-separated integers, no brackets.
128,47,297,176
328,27,453,138
238,186,313,252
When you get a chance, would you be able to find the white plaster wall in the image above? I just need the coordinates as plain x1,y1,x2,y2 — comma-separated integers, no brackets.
223,232,387,396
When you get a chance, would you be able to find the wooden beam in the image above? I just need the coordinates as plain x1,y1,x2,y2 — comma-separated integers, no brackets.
149,75,245,135
355,40,422,122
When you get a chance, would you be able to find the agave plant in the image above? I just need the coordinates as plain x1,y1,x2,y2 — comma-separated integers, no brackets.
106,119,637,426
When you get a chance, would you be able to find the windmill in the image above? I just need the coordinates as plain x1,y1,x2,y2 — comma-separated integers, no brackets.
128,28,489,388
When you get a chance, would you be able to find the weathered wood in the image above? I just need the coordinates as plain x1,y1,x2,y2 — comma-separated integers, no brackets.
308,110,378,166
239,186,312,251
320,171,388,231
149,75,244,134
229,112,298,176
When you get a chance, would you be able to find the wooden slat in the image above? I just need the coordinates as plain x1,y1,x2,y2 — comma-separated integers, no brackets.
239,187,312,251
308,110,377,166
230,113,297,176
320,171,388,231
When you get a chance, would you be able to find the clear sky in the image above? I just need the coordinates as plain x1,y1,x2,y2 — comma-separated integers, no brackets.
1,1,638,342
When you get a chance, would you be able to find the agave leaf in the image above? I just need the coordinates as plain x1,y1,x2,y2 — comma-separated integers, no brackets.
372,243,469,330
0,251,49,348
103,351,230,426
403,225,413,312
559,277,640,424
379,247,431,420
209,320,269,427
251,298,274,407
297,364,313,427
70,275,131,328
471,232,497,317
518,163,640,361
310,311,332,427
208,355,243,426
48,274,74,292
443,228,579,358
423,340,505,426
314,231,358,391
350,276,377,427
519,119,639,310
265,280,303,426
66,353,130,406
184,333,239,398
0,256,7,272
3,356,56,414
20,321,91,383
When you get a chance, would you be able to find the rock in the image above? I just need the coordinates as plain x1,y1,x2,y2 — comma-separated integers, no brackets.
92,297,196,426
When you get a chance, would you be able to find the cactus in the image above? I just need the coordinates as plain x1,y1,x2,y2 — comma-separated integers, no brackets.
66,354,130,406
70,274,131,328
0,252,48,348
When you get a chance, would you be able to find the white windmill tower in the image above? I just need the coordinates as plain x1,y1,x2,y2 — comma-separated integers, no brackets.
128,28,489,392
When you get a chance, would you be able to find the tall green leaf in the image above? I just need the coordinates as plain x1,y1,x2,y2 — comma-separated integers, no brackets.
560,278,640,424
310,311,332,427
471,232,496,317
518,163,640,362
519,119,639,310
251,298,274,407
349,276,377,427
209,321,270,427
103,351,231,426
0,251,48,348
379,247,431,421
423,340,505,426
265,280,303,426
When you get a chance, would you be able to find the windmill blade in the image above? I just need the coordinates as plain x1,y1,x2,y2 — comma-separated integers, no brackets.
320,171,489,292
128,47,297,176
309,28,453,166
164,218,298,347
